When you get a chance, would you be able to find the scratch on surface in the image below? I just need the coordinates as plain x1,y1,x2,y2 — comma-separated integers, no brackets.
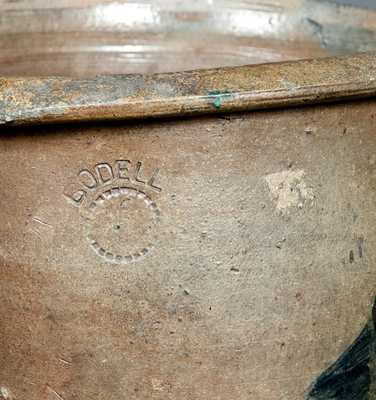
30,228,42,240
46,386,64,400
23,377,36,386
265,169,314,214
32,217,52,228
58,357,72,366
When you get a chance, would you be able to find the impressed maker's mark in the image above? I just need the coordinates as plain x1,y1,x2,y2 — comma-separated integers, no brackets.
64,160,162,265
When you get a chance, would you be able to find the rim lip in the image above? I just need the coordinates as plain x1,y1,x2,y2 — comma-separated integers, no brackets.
1,52,376,127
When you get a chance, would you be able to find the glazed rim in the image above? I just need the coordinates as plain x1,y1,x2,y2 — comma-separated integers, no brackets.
1,52,376,126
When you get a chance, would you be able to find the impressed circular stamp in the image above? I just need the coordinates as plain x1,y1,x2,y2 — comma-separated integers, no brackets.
86,187,160,263
64,160,162,265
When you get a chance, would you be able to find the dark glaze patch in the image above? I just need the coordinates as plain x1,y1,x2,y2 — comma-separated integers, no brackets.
307,298,376,399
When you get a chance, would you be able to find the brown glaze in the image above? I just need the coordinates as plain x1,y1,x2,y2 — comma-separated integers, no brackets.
1,98,376,400
2,2,376,399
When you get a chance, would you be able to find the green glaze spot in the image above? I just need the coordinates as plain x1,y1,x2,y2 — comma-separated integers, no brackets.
207,90,233,110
